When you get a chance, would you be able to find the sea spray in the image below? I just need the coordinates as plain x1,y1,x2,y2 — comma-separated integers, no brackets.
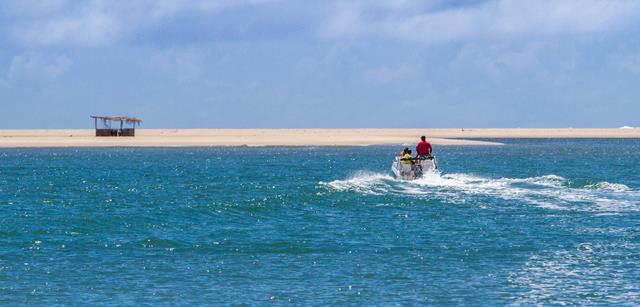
321,171,638,213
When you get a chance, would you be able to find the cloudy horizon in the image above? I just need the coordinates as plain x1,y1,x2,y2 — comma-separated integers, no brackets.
1,0,639,128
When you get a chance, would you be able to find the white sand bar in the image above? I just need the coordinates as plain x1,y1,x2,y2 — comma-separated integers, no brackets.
0,128,638,148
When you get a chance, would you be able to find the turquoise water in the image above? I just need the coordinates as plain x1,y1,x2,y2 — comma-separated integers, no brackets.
1,139,639,305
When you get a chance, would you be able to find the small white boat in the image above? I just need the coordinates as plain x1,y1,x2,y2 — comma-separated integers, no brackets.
391,156,438,180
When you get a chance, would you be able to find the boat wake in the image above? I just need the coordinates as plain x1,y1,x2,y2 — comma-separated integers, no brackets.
319,171,639,213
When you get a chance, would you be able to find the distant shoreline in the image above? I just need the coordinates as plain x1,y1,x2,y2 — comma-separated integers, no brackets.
0,128,639,148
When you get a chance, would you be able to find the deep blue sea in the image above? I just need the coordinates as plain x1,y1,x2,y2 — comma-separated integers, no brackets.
1,139,639,305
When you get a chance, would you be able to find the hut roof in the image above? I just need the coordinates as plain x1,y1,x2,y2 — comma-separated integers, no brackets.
90,115,142,123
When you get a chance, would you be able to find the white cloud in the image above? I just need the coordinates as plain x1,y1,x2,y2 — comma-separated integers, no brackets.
320,5,363,38
363,65,414,83
150,48,204,83
147,0,274,20
320,0,640,43
46,55,73,78
8,53,72,79
2,0,68,16
17,6,123,46
451,43,543,77
9,0,276,46
9,0,639,47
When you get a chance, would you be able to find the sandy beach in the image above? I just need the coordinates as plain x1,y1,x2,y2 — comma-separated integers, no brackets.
0,128,639,147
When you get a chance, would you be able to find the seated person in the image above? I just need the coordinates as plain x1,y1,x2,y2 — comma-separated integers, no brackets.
402,149,413,164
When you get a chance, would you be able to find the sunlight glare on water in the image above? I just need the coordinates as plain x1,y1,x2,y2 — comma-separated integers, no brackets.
0,139,639,305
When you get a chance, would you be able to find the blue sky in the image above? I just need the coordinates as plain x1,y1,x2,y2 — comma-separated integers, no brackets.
1,0,639,128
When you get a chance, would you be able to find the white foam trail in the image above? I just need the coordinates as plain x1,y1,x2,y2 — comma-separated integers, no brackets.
584,182,630,192
320,171,638,213
319,171,394,195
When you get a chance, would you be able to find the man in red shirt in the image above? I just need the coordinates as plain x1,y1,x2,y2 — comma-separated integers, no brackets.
416,135,432,157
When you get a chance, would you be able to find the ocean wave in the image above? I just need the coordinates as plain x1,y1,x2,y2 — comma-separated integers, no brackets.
320,172,638,213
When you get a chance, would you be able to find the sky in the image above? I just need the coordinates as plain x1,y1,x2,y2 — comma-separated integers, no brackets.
1,0,640,128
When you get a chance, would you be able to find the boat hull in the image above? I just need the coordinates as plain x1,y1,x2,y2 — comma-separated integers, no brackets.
392,156,438,180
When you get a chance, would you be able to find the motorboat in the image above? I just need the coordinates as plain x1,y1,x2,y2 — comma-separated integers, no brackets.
391,155,438,180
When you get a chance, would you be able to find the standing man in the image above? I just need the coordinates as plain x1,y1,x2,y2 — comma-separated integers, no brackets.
416,135,432,158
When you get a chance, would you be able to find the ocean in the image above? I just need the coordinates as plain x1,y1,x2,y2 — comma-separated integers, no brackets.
1,139,639,305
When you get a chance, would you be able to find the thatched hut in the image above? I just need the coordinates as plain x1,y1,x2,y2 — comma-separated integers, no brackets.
90,116,142,137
